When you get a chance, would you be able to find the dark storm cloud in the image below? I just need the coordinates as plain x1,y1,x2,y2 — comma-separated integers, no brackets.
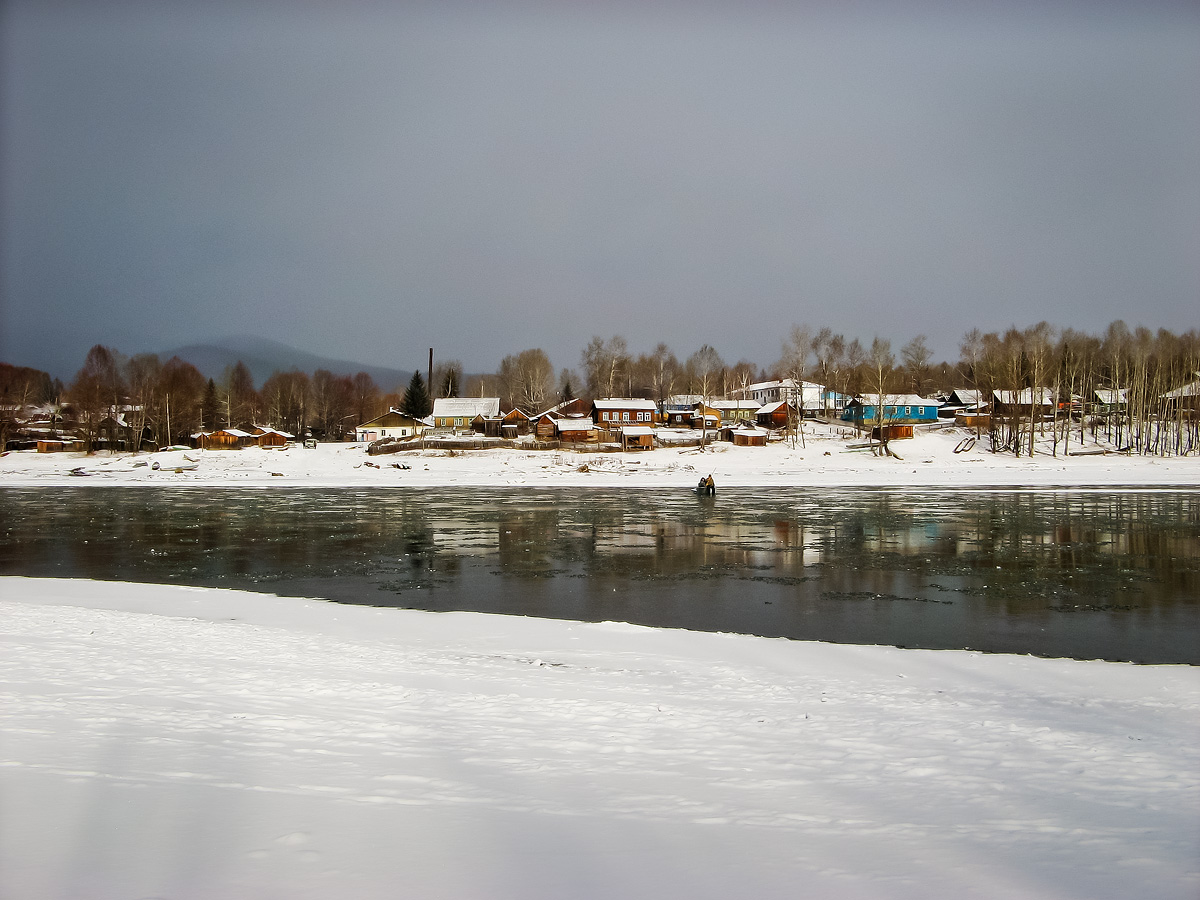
2,1,1197,379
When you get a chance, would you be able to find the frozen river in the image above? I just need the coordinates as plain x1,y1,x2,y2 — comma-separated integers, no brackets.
2,486,1197,663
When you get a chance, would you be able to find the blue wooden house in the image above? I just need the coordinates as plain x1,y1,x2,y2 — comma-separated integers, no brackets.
841,394,941,426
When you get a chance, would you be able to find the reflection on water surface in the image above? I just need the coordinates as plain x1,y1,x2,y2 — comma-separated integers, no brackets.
2,486,1197,663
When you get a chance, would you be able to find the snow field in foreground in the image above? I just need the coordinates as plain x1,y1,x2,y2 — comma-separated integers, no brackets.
1,577,1198,900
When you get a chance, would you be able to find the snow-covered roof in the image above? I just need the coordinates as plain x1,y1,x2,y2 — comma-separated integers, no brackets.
620,426,655,436
710,400,760,410
556,419,596,432
223,428,253,438
947,389,982,406
357,410,421,429
993,389,1053,406
433,398,501,418
593,398,658,411
755,401,790,414
1161,379,1200,400
1093,389,1128,405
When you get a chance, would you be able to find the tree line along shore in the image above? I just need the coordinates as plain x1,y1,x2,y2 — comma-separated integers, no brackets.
2,319,1197,457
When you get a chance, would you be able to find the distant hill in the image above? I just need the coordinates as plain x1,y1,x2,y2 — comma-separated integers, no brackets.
158,337,413,392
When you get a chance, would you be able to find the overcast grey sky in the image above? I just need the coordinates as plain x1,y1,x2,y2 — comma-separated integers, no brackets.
2,0,1197,380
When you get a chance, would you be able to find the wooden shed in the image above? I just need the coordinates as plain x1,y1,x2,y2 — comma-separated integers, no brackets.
251,427,293,447
755,401,793,430
620,425,655,450
871,424,914,441
195,428,254,450
555,418,597,443
37,438,84,453
955,411,991,429
730,427,768,447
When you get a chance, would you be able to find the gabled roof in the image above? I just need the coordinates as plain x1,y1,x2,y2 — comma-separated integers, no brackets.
536,398,588,418
947,389,982,406
756,401,792,414
432,397,501,418
710,399,760,410
1092,389,1128,404
993,389,1054,405
1161,379,1200,400
556,419,596,432
619,426,654,436
357,410,421,429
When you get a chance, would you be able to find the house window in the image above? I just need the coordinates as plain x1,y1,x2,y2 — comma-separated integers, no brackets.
904,407,910,416
623,412,630,421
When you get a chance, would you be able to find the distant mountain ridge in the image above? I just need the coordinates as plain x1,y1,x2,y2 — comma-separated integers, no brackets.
158,337,413,392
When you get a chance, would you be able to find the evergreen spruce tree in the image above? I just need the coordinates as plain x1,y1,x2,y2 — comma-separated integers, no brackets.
202,378,222,430
400,370,432,419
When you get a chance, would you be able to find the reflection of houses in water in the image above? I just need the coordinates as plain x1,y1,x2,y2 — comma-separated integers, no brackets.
589,518,812,569
425,516,500,557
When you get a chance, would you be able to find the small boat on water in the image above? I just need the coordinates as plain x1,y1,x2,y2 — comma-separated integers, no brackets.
695,475,716,497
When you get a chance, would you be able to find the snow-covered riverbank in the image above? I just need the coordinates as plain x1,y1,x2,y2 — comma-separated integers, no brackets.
2,577,1197,900
2,424,1197,488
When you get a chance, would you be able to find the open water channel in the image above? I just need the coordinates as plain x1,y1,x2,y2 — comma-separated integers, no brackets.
1,486,1197,663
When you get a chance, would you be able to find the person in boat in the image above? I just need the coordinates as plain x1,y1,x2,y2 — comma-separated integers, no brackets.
697,474,715,495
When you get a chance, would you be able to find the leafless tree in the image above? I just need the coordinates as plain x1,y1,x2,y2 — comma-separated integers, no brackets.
69,345,125,452
432,360,463,399
581,335,630,400
350,372,381,426
900,334,933,397
498,348,553,412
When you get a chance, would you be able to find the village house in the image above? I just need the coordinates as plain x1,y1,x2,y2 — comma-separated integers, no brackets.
193,428,255,450
755,400,796,430
1090,389,1128,416
938,389,984,418
734,379,838,415
432,397,500,431
1162,374,1200,412
709,399,761,425
591,399,658,429
662,395,702,426
991,389,1055,417
470,407,532,438
355,410,423,443
251,426,295,447
841,395,941,427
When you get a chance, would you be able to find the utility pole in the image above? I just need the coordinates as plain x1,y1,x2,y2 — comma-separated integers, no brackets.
428,348,434,397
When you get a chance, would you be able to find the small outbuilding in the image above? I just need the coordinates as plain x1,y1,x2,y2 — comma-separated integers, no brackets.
620,425,655,450
555,418,598,443
755,401,795,430
729,427,769,447
194,428,254,450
